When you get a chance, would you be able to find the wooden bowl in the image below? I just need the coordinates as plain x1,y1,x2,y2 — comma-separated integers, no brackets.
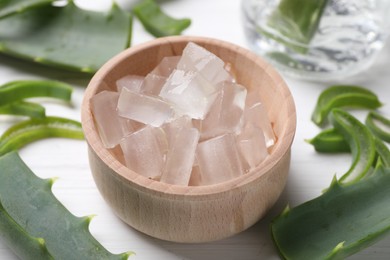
81,36,296,243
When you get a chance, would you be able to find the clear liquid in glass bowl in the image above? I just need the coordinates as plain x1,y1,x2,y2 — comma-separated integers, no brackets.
242,0,390,81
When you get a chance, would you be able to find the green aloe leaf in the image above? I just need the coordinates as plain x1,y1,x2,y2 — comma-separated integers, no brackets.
133,0,191,37
0,101,46,118
276,85,390,259
0,1,132,73
0,0,54,19
266,0,329,53
307,127,390,168
306,127,350,153
330,109,376,184
0,151,133,259
374,137,390,167
0,80,73,106
269,0,328,44
366,111,390,143
272,164,390,260
0,116,85,156
312,85,382,126
0,199,54,260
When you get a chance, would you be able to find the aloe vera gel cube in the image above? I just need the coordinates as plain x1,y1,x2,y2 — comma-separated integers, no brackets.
196,133,244,185
117,88,175,127
120,125,168,180
90,91,134,148
91,42,276,186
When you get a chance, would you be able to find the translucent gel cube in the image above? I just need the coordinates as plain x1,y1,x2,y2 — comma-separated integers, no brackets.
224,62,237,82
117,88,175,127
196,133,244,185
151,56,181,77
177,42,232,84
159,69,219,120
245,87,258,108
90,90,134,148
140,73,167,96
120,125,168,180
237,123,268,172
191,119,203,132
160,127,200,186
189,164,202,186
162,116,193,146
201,81,247,140
244,102,275,147
116,75,144,93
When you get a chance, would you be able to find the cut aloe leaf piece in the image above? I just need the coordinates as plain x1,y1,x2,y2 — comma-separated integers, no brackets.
266,0,329,53
0,1,132,73
366,111,390,143
0,80,73,106
0,151,133,259
133,0,191,37
306,127,350,153
307,128,390,168
0,101,46,118
0,116,85,156
272,164,390,260
0,0,54,19
330,109,376,184
312,85,382,126
374,137,390,168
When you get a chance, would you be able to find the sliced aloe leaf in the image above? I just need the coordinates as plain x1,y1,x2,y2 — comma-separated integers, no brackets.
306,127,350,153
374,137,390,168
330,109,376,184
0,116,85,156
133,0,191,37
0,1,132,73
0,80,73,106
366,111,390,143
312,85,383,126
266,0,329,53
0,151,133,259
307,127,390,169
0,0,54,19
0,101,46,118
272,164,390,260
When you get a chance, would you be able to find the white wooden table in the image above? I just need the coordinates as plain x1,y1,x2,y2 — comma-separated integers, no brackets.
0,0,389,259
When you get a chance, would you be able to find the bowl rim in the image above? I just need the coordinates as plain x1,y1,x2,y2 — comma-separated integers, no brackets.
81,35,296,198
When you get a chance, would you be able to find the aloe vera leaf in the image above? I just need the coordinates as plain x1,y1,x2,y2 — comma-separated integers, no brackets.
307,128,390,169
366,111,390,143
271,164,390,260
0,100,46,118
0,200,54,260
0,0,54,19
312,85,383,126
306,128,350,153
0,151,132,259
307,127,390,166
330,109,376,184
0,1,132,73
0,80,72,106
133,0,191,37
0,116,84,156
266,0,328,52
374,137,390,168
